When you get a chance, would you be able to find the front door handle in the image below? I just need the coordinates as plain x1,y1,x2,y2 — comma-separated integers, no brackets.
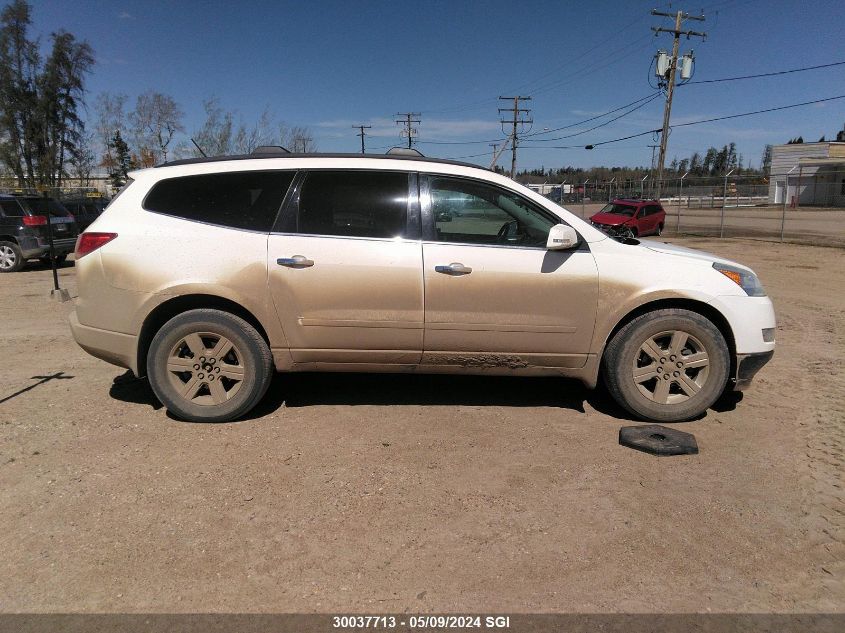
435,262,472,275
277,255,314,268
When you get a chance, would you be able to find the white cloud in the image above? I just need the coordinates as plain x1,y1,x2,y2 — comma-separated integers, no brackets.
118,11,133,20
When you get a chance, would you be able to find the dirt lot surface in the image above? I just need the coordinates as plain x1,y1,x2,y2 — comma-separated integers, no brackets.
0,237,843,613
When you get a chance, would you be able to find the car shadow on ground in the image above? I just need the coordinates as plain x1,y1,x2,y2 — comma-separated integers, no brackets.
108,371,163,411
108,370,719,425
23,259,74,272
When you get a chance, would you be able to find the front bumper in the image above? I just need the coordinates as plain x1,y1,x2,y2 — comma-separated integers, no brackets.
733,350,774,390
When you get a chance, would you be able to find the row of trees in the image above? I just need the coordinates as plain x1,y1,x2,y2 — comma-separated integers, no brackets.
0,0,93,187
516,142,774,185
0,0,316,191
98,95,318,189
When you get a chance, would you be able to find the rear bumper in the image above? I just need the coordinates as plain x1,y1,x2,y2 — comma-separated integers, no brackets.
20,236,76,259
69,309,138,374
733,350,774,391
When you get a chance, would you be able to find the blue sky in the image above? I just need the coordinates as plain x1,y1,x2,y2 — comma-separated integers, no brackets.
26,0,845,170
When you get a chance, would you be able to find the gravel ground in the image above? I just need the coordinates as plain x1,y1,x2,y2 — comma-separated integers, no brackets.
0,237,842,613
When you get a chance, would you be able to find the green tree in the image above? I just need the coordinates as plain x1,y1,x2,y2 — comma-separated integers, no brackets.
0,0,39,184
760,145,772,174
0,1,93,187
37,29,94,186
107,129,132,190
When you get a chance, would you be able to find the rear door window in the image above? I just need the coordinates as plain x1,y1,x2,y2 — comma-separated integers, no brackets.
295,170,409,239
143,171,295,231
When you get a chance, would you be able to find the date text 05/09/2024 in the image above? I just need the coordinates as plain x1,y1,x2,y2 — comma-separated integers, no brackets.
332,615,511,629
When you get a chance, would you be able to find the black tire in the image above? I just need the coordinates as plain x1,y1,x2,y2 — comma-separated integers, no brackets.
0,240,24,273
603,308,730,422
147,309,273,422
655,223,663,236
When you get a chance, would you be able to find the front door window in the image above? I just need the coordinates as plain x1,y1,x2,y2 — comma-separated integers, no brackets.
429,177,556,248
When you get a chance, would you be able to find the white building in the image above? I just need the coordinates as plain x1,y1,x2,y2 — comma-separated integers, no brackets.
767,142,845,206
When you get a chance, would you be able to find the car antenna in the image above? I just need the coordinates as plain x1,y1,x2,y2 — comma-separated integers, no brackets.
190,138,207,158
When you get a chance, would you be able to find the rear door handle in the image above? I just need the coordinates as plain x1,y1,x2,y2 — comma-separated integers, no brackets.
277,255,314,268
434,262,472,275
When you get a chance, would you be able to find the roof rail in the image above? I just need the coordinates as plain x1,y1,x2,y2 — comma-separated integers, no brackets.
386,147,425,157
252,145,291,155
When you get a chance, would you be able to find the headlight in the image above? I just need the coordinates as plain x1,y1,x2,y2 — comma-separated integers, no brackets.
712,262,766,297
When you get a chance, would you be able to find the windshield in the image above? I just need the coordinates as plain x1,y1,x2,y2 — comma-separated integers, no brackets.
600,203,637,217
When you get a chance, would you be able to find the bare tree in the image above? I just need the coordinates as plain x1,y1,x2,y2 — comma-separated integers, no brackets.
131,90,184,165
68,129,95,186
94,91,128,173
285,125,316,152
232,106,276,154
192,97,233,157
193,99,316,156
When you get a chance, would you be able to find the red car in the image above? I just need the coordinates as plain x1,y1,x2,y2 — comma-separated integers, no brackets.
589,199,666,238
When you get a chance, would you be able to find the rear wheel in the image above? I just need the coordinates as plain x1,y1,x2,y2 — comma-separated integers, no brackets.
147,309,273,422
655,223,663,236
603,308,729,421
0,241,24,273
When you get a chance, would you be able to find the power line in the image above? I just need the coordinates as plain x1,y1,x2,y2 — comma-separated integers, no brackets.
522,93,662,142
421,11,653,115
684,60,845,84
418,92,663,147
671,94,845,128
519,94,845,150
523,92,661,138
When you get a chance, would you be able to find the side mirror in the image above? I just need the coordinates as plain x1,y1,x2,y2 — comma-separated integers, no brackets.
546,224,579,250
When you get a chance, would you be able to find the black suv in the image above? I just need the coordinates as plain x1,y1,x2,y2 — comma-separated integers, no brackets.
62,195,108,231
0,194,80,272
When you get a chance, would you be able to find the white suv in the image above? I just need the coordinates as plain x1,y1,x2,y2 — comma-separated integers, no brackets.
70,149,775,423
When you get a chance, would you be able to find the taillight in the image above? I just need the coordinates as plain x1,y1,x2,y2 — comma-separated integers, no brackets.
22,215,47,226
75,232,117,258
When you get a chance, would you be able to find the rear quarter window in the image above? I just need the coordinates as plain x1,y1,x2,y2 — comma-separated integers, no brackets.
19,198,73,217
143,171,295,232
1,200,24,217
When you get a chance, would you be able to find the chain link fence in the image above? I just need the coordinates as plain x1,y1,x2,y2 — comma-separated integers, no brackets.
540,172,845,247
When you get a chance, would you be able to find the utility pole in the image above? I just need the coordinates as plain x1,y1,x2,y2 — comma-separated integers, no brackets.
353,124,372,154
498,96,532,179
648,144,660,198
651,8,706,197
648,144,659,172
395,112,421,149
293,136,312,153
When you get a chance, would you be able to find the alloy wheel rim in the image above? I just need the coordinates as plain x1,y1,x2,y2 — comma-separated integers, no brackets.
632,329,710,404
166,332,245,406
0,245,16,269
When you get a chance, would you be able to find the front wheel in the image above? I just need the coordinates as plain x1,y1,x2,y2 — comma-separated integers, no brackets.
147,309,273,422
603,309,730,421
